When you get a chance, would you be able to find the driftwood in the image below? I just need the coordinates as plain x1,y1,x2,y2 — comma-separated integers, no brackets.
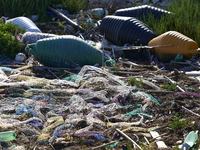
48,7,84,32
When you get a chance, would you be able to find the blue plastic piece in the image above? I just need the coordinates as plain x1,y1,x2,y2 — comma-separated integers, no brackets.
88,139,94,143
15,106,37,117
94,134,105,140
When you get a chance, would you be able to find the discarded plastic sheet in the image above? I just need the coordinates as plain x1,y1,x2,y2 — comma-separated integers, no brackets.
0,131,16,141
42,116,64,134
15,106,37,117
21,32,57,44
37,134,51,145
26,35,109,68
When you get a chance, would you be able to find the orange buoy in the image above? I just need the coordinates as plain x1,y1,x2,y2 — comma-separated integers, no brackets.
148,31,199,62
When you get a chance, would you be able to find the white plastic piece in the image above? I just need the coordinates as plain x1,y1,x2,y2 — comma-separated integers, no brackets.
6,16,41,33
15,53,27,62
150,131,168,149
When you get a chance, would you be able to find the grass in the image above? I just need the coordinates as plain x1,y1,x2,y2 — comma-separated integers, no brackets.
161,81,177,91
142,0,200,46
168,113,189,130
129,77,143,88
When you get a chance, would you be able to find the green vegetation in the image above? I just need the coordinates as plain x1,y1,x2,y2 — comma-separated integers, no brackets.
142,0,200,46
62,0,87,14
168,113,189,130
0,22,25,57
161,81,177,91
81,20,95,30
0,0,51,19
129,77,143,88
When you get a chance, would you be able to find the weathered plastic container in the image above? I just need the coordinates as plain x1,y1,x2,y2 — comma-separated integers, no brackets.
21,32,57,44
99,16,156,46
26,35,107,68
148,31,199,62
114,5,171,20
6,17,41,33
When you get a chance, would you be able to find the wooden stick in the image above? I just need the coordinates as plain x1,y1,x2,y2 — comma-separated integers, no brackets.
48,7,84,32
116,128,143,150
16,64,33,71
164,76,185,92
181,106,200,117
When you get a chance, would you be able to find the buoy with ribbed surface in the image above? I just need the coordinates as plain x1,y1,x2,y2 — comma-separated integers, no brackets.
26,35,107,68
148,31,199,62
114,5,171,20
99,15,156,46
6,17,41,33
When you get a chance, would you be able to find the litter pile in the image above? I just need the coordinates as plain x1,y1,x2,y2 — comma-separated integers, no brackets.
0,3,200,150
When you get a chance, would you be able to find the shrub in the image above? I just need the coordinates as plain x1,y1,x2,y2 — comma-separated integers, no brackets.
142,0,200,46
168,113,189,130
0,22,25,57
0,0,51,19
62,0,87,14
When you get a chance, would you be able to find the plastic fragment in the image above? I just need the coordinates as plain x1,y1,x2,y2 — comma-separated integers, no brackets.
137,91,160,105
104,141,119,148
88,139,94,143
95,134,105,140
0,131,16,141
64,74,83,82
174,54,183,62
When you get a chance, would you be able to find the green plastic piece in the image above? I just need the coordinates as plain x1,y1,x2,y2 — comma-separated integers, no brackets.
26,35,109,68
119,104,141,109
104,141,119,148
160,100,174,106
137,91,160,105
105,59,116,67
174,54,183,62
123,107,142,116
0,131,16,141
186,88,195,92
183,131,198,148
64,75,83,82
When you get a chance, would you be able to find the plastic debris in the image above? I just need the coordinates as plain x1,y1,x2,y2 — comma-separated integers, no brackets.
94,134,105,140
181,131,199,150
37,134,51,145
0,131,17,141
15,53,27,62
